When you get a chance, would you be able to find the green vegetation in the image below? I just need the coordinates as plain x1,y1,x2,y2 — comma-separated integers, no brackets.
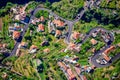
51,0,84,20
0,0,120,80
0,2,15,17
35,10,49,18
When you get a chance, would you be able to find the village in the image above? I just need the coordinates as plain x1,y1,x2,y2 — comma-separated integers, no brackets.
0,0,120,80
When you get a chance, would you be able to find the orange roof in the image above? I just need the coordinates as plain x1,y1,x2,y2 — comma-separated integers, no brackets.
67,69,76,80
38,24,44,31
90,39,97,45
13,31,20,39
103,55,110,61
30,45,38,50
40,16,44,22
53,19,64,27
72,32,80,40
58,62,68,71
43,48,50,53
56,30,62,35
104,46,115,55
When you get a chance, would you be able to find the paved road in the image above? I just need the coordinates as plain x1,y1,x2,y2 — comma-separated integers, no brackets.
9,0,120,68
10,19,30,56
77,27,120,68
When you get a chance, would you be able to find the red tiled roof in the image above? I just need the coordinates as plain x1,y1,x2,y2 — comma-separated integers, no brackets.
90,39,97,45
38,24,44,31
72,32,80,40
103,55,110,61
67,69,76,80
13,31,20,39
56,30,62,35
58,62,68,71
104,46,115,55
53,19,64,27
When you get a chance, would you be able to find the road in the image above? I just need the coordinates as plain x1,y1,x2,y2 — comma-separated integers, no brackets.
9,0,120,68
77,27,120,68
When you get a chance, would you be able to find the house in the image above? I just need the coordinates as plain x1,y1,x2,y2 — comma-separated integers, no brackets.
15,15,20,20
16,49,21,57
18,42,27,49
71,32,80,40
55,30,62,38
48,21,55,34
90,38,97,45
66,43,80,52
84,66,93,73
92,32,97,37
43,48,50,53
40,16,45,22
53,19,64,27
37,24,44,32
104,46,115,55
67,68,76,80
102,54,110,62
58,61,68,71
29,45,38,53
13,31,21,40
19,7,25,15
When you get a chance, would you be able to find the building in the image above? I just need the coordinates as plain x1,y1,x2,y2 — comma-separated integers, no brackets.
90,38,97,45
16,49,21,57
67,68,76,80
37,24,45,32
18,42,27,49
53,19,64,27
92,32,97,37
55,30,62,38
66,43,80,52
48,21,55,34
102,54,110,62
29,45,38,53
13,31,21,40
104,46,115,55
58,61,68,71
71,32,80,40
40,16,45,22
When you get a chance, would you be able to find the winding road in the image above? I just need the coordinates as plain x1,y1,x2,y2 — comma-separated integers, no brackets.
9,0,120,68
77,27,120,68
